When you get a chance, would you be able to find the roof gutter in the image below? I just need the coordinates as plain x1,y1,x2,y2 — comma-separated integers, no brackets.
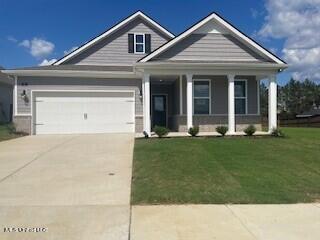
135,62,288,71
1,70,141,79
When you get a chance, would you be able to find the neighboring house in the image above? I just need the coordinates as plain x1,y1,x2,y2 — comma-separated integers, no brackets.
296,108,320,118
0,66,13,123
2,11,287,135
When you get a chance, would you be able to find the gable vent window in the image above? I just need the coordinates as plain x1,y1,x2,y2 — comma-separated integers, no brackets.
128,33,151,54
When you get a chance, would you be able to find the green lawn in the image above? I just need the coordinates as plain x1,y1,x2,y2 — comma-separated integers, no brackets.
131,128,320,204
0,123,24,142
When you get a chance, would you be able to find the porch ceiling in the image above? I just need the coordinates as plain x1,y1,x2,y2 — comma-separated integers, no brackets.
150,75,179,83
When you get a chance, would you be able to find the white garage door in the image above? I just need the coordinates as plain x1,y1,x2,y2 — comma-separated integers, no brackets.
34,91,135,134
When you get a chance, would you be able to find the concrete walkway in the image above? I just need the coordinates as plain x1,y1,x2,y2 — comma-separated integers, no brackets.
135,131,270,138
131,204,320,240
0,134,134,240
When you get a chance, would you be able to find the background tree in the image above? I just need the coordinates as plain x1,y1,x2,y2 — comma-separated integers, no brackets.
260,82,268,117
260,78,320,119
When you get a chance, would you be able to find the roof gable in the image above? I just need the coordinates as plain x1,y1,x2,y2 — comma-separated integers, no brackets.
139,12,286,64
54,11,174,65
153,33,270,63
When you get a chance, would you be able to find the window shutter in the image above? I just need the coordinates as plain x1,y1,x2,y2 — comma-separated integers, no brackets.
145,34,151,53
128,34,134,53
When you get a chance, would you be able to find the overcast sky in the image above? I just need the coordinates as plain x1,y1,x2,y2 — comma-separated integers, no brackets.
0,0,319,85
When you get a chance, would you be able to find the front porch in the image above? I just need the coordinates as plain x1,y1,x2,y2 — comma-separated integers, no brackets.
140,70,277,137
135,131,270,138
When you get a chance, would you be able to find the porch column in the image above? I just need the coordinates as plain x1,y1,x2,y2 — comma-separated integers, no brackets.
227,74,235,134
186,73,193,129
179,75,183,115
268,74,277,132
13,75,18,116
143,73,151,136
257,78,260,115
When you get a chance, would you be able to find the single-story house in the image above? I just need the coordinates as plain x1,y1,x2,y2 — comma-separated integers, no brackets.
0,66,13,123
2,11,287,135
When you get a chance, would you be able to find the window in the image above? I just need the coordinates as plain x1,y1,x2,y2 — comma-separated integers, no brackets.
193,80,210,114
235,80,247,114
134,34,145,53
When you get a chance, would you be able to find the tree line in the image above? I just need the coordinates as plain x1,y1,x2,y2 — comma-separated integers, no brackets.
260,79,320,119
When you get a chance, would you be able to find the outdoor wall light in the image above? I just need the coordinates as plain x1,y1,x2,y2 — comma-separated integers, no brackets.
20,90,29,103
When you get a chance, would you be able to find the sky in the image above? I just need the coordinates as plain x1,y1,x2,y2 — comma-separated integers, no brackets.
0,0,319,85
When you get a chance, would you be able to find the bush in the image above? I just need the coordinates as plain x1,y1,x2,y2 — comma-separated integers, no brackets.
188,126,199,137
244,125,256,136
154,125,169,138
216,126,228,136
271,127,284,137
6,123,17,134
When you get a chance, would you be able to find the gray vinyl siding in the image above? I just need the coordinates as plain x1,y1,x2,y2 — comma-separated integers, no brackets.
16,77,142,116
64,17,171,66
154,33,270,62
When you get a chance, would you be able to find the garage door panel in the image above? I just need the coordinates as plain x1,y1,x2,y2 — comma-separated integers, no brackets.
34,92,135,134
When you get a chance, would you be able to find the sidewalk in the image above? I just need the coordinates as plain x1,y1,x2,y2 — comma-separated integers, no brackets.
130,204,320,240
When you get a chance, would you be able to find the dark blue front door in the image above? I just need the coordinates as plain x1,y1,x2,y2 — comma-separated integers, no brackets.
152,95,167,128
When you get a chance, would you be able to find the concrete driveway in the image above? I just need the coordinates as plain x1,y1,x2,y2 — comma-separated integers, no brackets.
0,134,133,240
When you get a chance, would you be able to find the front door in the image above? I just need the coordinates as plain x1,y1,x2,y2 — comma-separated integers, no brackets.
152,95,167,128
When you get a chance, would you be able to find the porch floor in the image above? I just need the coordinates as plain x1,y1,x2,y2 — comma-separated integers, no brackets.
135,131,270,138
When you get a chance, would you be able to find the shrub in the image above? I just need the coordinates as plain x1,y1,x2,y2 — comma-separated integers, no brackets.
154,125,169,138
244,125,256,136
271,127,284,137
216,126,228,136
6,123,16,134
188,126,199,137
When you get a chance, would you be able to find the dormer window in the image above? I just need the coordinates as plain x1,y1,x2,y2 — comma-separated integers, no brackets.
134,34,145,53
128,33,151,54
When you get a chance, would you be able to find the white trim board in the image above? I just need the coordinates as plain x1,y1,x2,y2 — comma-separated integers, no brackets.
139,12,286,65
54,11,174,65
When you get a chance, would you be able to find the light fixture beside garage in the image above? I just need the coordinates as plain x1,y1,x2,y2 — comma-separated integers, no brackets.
20,90,29,103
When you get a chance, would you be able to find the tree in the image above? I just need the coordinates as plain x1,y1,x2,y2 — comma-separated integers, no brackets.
260,78,320,119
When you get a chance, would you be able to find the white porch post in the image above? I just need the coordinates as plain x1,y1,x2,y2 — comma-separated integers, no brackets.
143,73,151,136
179,75,183,115
13,75,18,116
227,74,235,134
257,78,260,115
268,74,277,132
186,73,193,129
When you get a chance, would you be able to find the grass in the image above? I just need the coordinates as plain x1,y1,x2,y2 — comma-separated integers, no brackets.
0,123,24,142
131,128,320,204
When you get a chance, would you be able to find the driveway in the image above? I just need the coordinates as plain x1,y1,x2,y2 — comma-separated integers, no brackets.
0,134,134,240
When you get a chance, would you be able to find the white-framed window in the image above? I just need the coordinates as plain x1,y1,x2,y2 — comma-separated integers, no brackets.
235,80,247,114
134,33,145,54
193,80,211,115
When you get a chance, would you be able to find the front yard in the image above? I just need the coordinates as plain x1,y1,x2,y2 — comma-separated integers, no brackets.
0,123,24,142
131,128,320,204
